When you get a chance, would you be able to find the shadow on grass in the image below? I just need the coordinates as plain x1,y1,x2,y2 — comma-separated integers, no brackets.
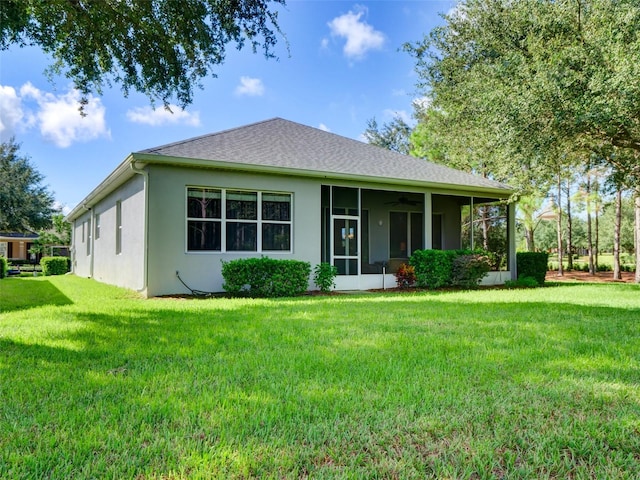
0,277,73,313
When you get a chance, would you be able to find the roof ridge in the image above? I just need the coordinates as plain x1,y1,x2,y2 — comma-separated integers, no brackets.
139,117,284,153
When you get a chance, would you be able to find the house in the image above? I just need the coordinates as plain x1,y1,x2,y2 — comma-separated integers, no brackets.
66,118,516,297
0,232,39,262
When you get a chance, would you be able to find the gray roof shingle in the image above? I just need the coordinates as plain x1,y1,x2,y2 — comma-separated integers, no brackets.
138,118,511,193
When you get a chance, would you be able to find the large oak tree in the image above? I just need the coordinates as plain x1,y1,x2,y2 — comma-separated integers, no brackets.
2,0,286,108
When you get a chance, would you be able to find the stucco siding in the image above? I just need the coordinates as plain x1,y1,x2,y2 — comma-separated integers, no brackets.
145,165,321,296
72,175,145,291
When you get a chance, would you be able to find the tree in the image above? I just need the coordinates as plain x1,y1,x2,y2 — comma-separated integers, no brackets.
405,0,640,280
0,138,56,232
363,116,412,155
2,0,286,109
30,213,72,257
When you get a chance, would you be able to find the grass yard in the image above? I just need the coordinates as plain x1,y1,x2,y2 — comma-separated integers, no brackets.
1,276,639,479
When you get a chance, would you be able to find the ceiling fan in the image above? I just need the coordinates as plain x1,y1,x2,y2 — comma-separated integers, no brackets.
385,196,422,207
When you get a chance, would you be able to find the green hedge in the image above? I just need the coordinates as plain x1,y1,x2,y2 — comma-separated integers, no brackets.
516,252,548,286
40,256,70,276
410,249,491,289
0,257,7,279
222,257,311,298
410,249,458,289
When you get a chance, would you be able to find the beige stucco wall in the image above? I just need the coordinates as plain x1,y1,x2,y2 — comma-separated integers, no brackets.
72,175,145,291
145,165,322,297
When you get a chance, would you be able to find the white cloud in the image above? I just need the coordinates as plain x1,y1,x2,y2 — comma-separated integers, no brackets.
328,6,385,59
126,105,201,127
318,123,331,132
384,109,411,124
16,82,110,148
235,76,265,96
412,96,432,112
0,85,25,139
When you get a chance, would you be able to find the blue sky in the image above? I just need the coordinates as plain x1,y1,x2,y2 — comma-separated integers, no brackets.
0,1,455,213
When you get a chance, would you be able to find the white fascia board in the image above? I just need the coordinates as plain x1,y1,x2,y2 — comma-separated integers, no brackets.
65,155,137,221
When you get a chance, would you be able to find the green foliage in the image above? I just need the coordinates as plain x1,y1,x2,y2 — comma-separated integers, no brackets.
0,138,56,232
2,0,286,109
410,249,458,289
517,252,549,286
0,256,7,279
222,257,310,297
504,276,539,289
313,262,338,293
363,116,412,154
451,254,492,289
394,263,416,289
40,256,70,276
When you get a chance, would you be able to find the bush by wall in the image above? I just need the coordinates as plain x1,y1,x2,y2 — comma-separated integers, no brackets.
409,249,459,289
395,263,416,289
0,257,7,279
516,252,548,286
40,256,70,276
222,257,311,298
313,262,338,293
451,254,492,289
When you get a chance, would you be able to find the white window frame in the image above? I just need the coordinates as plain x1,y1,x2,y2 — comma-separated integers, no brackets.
115,201,122,255
186,187,293,254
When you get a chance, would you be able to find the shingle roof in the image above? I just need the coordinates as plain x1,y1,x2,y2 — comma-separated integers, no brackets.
138,117,511,194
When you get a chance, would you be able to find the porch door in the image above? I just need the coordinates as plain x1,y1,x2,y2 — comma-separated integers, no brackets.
333,217,359,275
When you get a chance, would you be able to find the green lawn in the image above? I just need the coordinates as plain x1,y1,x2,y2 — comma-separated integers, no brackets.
1,276,639,479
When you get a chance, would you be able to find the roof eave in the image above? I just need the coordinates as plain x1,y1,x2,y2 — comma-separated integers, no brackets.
131,152,514,198
65,155,137,221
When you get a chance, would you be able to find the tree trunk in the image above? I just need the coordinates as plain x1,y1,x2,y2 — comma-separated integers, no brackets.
556,174,564,276
481,205,490,251
613,189,622,280
566,181,573,271
525,226,535,252
586,173,594,275
594,177,600,271
635,190,640,283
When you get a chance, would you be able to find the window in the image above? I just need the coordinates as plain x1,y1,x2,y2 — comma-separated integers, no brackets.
186,187,292,253
94,214,100,240
187,188,221,251
115,201,122,254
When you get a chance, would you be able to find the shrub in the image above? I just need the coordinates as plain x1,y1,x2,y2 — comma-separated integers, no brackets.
410,249,458,289
516,252,548,286
0,257,7,279
504,276,539,289
222,257,311,298
395,263,416,289
451,254,492,289
40,256,70,276
313,262,338,293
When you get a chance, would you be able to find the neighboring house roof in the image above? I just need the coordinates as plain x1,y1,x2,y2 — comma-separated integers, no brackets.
0,232,39,240
67,118,513,221
139,118,511,193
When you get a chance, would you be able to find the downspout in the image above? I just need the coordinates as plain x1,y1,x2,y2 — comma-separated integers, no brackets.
130,160,149,295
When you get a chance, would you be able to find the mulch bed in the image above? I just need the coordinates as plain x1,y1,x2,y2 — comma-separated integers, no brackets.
546,270,637,284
